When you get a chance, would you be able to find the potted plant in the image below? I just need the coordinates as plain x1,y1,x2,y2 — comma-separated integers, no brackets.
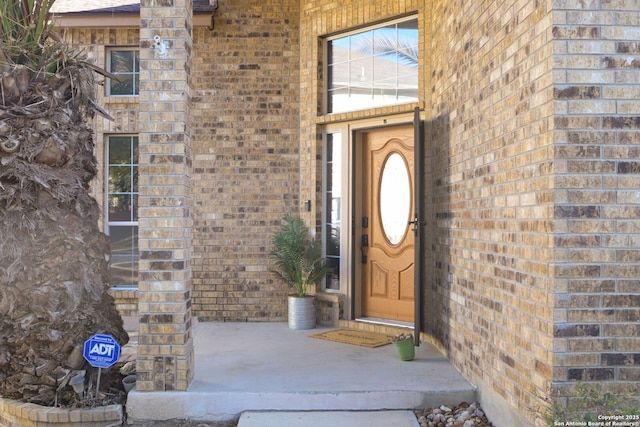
392,333,415,361
271,214,332,329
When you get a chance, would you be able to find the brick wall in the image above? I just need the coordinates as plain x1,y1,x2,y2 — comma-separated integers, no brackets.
428,1,556,424
189,0,301,322
0,397,122,427
551,0,640,411
428,0,640,424
136,0,195,392
109,288,139,317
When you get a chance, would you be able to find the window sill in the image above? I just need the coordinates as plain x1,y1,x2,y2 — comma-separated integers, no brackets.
108,287,138,299
102,95,139,105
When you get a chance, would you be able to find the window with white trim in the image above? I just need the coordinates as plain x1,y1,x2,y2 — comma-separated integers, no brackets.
107,49,139,96
324,131,342,290
326,17,419,114
106,135,138,287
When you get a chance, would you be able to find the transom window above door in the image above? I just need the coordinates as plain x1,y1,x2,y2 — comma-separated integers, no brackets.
326,17,418,114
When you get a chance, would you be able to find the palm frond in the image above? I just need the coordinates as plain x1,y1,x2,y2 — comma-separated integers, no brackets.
0,0,58,69
356,33,418,68
270,214,331,297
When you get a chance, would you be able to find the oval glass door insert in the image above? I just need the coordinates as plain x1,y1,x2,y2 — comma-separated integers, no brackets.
379,152,411,245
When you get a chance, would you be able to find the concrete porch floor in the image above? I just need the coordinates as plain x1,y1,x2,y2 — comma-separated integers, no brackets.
126,322,476,423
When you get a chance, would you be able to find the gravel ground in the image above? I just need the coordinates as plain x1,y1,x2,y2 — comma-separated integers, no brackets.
414,401,494,426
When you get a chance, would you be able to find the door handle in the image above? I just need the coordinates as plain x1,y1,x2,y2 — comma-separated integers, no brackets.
360,234,368,263
408,216,418,231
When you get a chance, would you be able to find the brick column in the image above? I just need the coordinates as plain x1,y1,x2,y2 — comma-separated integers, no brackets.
136,0,194,391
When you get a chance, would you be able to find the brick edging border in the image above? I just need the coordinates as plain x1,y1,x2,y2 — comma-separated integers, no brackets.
0,397,122,427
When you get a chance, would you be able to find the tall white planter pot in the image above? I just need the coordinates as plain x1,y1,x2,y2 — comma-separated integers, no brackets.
288,295,316,330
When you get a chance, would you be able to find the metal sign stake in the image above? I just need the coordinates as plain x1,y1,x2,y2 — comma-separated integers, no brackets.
95,368,102,399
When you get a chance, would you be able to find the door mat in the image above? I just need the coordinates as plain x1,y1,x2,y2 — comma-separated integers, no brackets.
309,329,393,348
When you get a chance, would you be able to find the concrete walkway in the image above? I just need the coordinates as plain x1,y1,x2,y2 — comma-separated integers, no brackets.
126,322,475,423
237,410,421,427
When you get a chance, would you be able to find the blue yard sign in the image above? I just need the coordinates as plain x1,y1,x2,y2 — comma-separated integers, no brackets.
83,334,121,369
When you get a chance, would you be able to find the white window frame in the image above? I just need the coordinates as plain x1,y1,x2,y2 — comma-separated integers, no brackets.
322,130,346,292
105,135,139,288
106,47,140,97
324,16,419,115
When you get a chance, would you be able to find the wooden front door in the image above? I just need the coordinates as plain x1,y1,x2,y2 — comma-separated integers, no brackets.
361,125,415,322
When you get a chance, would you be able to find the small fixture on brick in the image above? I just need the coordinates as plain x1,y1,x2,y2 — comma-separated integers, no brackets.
153,35,169,58
207,0,219,32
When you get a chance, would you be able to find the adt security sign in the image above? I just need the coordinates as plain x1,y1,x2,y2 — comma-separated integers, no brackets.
83,334,120,369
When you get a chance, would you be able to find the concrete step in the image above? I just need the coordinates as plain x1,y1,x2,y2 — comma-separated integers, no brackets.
126,323,476,424
237,410,420,427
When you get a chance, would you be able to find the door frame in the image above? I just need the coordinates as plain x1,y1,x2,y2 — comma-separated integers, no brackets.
322,111,424,330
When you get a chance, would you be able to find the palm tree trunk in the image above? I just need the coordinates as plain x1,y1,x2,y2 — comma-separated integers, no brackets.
0,59,128,405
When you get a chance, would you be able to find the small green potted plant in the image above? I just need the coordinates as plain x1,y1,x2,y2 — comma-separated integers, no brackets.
271,214,332,329
392,333,415,361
